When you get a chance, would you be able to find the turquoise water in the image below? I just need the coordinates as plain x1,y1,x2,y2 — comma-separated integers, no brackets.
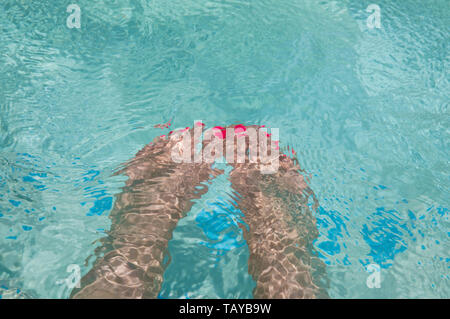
0,0,448,298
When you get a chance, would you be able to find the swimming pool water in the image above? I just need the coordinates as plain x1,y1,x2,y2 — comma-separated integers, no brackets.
0,0,448,298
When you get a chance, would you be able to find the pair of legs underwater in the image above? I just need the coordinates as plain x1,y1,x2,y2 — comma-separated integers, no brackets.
70,124,328,299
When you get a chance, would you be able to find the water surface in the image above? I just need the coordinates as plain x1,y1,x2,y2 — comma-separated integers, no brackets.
0,0,448,298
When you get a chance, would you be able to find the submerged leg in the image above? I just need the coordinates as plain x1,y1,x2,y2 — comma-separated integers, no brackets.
229,159,328,298
225,126,328,298
71,129,220,298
